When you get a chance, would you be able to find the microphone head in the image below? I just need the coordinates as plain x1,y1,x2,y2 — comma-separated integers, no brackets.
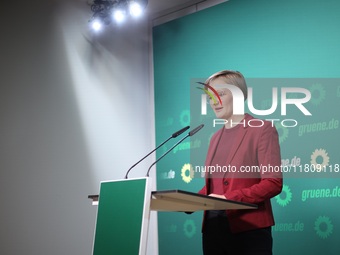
189,124,204,136
172,126,190,138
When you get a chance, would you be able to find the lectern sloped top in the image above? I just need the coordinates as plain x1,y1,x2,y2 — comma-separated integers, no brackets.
88,189,258,212
150,190,257,212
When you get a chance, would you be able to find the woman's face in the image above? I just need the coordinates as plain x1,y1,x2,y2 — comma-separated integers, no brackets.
209,77,234,120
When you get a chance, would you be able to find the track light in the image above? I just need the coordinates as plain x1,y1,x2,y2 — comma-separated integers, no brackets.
91,19,103,31
89,0,148,32
129,2,143,18
113,9,126,23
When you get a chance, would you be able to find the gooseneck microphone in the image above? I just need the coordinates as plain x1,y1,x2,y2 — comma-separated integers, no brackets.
124,126,190,179
146,124,204,177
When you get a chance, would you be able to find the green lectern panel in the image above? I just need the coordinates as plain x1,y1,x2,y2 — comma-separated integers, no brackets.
93,178,150,255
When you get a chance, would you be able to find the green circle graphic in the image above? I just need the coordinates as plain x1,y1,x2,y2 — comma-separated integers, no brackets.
275,123,289,144
180,110,190,127
183,219,196,238
314,216,333,239
309,84,326,106
275,184,292,207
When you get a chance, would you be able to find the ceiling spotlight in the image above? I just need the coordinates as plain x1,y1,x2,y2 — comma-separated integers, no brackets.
113,9,126,23
91,19,103,31
129,2,143,18
89,0,148,30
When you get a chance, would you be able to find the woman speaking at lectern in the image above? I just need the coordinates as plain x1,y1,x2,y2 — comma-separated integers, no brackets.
198,70,283,255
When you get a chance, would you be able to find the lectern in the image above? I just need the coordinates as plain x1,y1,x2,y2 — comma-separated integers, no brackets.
89,177,257,255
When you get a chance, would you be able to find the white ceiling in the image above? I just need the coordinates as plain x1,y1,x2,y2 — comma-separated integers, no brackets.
85,1,221,19
146,0,205,17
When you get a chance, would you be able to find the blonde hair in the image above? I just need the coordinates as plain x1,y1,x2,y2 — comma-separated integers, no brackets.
205,70,248,100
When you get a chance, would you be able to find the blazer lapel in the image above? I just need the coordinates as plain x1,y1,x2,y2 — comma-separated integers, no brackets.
206,116,251,168
223,115,252,177
205,128,224,167
224,125,248,166
204,128,223,193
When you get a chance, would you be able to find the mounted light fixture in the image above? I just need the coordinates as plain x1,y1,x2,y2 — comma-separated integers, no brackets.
89,0,148,31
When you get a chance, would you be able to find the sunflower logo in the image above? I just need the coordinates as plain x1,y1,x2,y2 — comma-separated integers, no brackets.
314,216,333,239
311,148,330,169
275,184,292,207
180,109,190,127
181,163,194,183
309,84,326,106
183,219,196,238
275,123,289,144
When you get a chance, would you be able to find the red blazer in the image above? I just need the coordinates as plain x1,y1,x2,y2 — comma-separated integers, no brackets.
198,114,283,233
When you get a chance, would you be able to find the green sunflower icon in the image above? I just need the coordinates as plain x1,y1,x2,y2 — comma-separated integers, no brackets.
309,84,326,106
314,216,333,239
180,109,190,127
275,184,292,207
275,123,289,144
183,219,196,238
181,163,194,184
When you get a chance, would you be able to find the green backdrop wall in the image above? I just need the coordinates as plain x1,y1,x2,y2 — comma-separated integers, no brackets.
153,0,340,254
